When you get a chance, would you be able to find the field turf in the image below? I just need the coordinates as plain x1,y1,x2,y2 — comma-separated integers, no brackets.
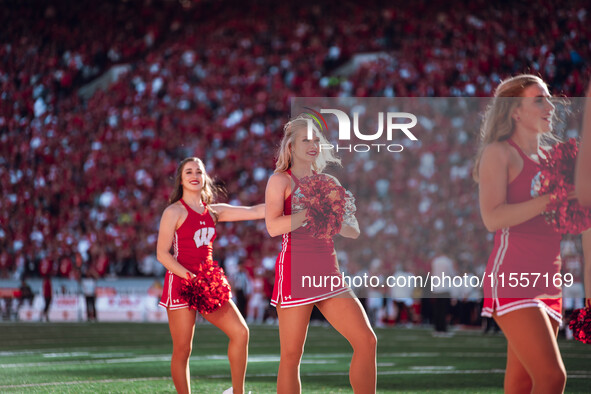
0,322,589,393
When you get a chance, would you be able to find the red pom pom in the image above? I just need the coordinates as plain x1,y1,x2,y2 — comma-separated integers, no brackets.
569,307,591,344
538,138,591,234
179,260,231,314
297,175,347,240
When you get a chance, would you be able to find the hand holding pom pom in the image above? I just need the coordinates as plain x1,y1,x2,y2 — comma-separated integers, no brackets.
342,190,357,227
295,174,349,240
538,138,591,234
569,306,591,344
180,260,231,314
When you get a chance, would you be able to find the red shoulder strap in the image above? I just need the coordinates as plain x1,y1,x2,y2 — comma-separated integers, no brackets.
507,139,529,161
287,169,300,187
179,198,191,210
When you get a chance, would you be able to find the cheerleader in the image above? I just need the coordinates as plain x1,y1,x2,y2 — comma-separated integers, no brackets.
157,157,264,394
265,114,377,394
475,75,566,393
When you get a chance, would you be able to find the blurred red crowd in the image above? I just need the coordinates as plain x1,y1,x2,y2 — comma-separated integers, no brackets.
1,0,589,290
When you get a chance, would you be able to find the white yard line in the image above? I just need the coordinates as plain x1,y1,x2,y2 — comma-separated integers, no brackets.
2,350,590,369
0,377,170,389
2,368,591,389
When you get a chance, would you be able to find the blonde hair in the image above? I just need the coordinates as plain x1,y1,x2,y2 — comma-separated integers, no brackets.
473,74,555,181
169,157,218,205
274,113,341,173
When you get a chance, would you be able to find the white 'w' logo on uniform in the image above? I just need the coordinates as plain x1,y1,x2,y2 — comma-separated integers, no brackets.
193,227,215,248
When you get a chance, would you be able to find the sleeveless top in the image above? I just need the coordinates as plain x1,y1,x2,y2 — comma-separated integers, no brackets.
271,170,347,307
481,139,562,322
283,169,335,252
174,199,216,270
505,139,555,235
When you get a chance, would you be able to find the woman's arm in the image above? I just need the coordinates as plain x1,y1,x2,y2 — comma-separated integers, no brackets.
265,173,307,237
339,217,360,239
323,174,360,239
478,143,551,232
211,203,265,222
156,205,195,279
575,85,591,206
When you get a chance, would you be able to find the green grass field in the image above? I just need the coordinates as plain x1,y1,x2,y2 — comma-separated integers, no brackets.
0,322,589,393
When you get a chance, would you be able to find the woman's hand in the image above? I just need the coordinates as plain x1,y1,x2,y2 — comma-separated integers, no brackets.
339,218,360,239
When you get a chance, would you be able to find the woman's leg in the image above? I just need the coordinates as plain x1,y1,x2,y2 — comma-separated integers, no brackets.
276,303,314,394
167,307,197,394
202,300,249,394
504,343,533,394
494,307,565,394
316,296,377,394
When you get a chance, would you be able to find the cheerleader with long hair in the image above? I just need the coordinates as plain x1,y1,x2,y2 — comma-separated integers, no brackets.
475,75,567,393
265,115,377,394
157,157,264,394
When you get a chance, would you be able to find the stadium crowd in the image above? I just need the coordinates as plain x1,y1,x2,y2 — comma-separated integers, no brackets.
1,0,590,325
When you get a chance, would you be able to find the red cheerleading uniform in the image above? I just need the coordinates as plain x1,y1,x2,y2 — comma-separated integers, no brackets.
271,170,350,308
159,199,226,310
481,139,562,323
